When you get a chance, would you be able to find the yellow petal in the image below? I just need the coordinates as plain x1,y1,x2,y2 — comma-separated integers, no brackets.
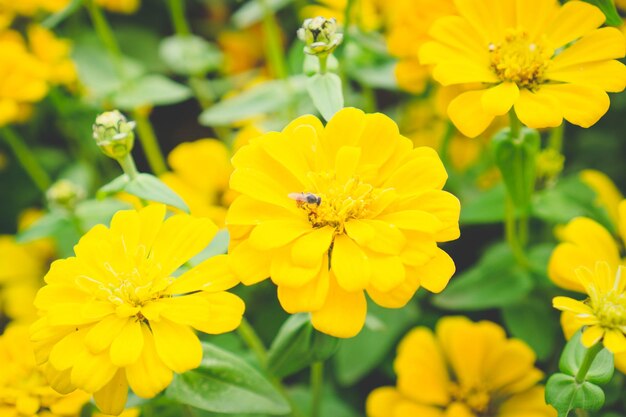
448,90,495,138
417,248,456,294
513,89,562,129
93,368,128,416
335,146,362,183
516,0,559,39
321,107,366,162
277,264,330,313
546,60,626,93
483,339,539,392
227,195,298,225
546,1,606,48
454,0,513,43
366,387,403,417
432,60,499,86
498,386,555,416
378,210,443,234
481,82,519,116
540,84,609,128
135,204,167,251
168,254,239,295
290,226,334,268
427,15,489,62
311,276,366,338
187,292,245,334
382,147,447,194
70,348,118,393
553,296,593,315
331,234,371,292
49,329,87,371
367,273,419,309
271,249,323,287
126,325,173,398
550,27,626,70
228,240,271,285
151,319,202,373
369,254,406,292
604,330,626,354
110,320,144,367
581,325,605,347
248,219,311,250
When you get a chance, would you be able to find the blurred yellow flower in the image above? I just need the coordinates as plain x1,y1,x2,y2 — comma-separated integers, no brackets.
0,34,48,127
420,0,626,137
161,139,234,227
366,316,555,417
301,0,387,32
580,169,624,226
218,25,266,75
0,324,90,417
31,204,245,415
93,407,140,417
226,108,460,338
554,262,626,354
0,0,67,26
386,0,456,93
96,0,140,14
28,25,77,87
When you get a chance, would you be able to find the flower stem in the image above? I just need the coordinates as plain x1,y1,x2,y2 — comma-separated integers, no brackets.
548,123,564,154
259,0,288,79
575,342,604,384
117,153,139,180
1,127,51,192
310,361,324,417
132,110,167,175
508,110,521,140
439,121,456,169
166,0,191,36
85,0,124,76
505,194,529,268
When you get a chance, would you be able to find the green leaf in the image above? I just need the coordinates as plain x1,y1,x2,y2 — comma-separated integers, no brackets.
199,77,306,126
232,0,294,28
501,297,558,360
559,331,614,385
460,184,506,225
334,302,419,385
582,0,623,26
97,175,130,199
432,243,533,311
124,173,189,212
159,35,223,76
165,342,290,415
492,127,540,209
74,199,131,231
289,385,359,417
267,314,340,378
306,73,344,122
16,212,69,243
545,373,605,416
112,75,192,110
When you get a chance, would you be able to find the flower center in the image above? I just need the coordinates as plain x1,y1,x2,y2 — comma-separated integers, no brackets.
488,29,552,89
592,291,626,330
292,172,382,233
450,383,492,415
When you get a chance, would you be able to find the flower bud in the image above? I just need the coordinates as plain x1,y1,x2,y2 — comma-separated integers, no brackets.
297,17,343,56
46,179,86,211
93,110,136,159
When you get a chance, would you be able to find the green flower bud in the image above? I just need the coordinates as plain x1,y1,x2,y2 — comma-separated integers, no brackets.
297,17,343,56
93,110,136,159
46,179,86,211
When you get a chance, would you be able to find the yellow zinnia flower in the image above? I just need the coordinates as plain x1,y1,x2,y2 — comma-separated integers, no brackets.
0,324,91,417
554,262,626,354
366,316,556,417
96,0,140,14
226,108,460,338
28,25,77,87
301,0,387,32
580,169,624,227
31,204,245,416
419,0,626,137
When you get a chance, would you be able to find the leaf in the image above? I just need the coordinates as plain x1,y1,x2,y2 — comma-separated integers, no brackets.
501,297,558,360
334,302,419,385
112,75,192,110
267,314,340,378
491,127,540,209
460,184,506,225
232,0,294,28
582,0,623,26
545,373,605,416
432,243,533,311
306,73,344,122
289,385,359,417
16,212,70,243
75,199,132,231
159,35,223,76
559,331,614,385
165,342,290,415
124,173,189,212
199,77,306,126
97,175,131,199
189,230,231,266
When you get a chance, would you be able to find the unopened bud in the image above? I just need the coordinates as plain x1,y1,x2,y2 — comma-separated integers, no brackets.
297,17,343,56
536,148,565,184
93,110,136,159
46,179,86,211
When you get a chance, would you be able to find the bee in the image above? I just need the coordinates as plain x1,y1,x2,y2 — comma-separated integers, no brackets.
288,192,322,207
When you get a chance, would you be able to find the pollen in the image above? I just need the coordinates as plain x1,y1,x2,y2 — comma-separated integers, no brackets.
450,383,492,415
591,291,626,331
488,29,553,89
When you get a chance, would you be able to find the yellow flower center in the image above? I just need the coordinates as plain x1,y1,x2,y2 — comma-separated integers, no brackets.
293,172,386,233
592,291,626,330
488,29,552,89
450,383,492,415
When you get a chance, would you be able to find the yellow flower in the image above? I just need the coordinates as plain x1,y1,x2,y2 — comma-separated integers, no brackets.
554,262,626,355
580,169,624,226
0,324,91,417
386,0,456,93
28,25,77,87
420,0,626,137
160,139,235,227
95,0,140,14
218,25,266,75
0,33,48,127
93,408,140,417
226,108,460,338
31,204,245,416
301,0,387,32
366,316,555,417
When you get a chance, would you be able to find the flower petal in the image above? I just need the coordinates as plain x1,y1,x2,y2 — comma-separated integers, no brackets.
93,368,128,416
550,27,626,70
540,84,609,128
126,326,173,398
513,89,562,129
110,320,144,367
151,319,202,373
448,90,496,138
546,60,626,93
604,330,626,354
581,325,605,347
277,264,330,313
311,276,367,338
546,1,606,48
417,248,456,294
168,254,239,295
481,82,519,116
331,234,371,292
290,226,334,268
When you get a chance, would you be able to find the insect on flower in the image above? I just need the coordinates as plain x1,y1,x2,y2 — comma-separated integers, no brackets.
288,192,322,207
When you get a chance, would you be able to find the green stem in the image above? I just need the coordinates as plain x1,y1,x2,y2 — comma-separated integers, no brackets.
548,123,564,154
85,0,124,76
509,110,521,140
575,342,604,384
505,196,529,268
117,153,140,180
166,0,191,36
132,111,167,175
440,121,456,169
340,0,355,57
310,361,324,417
1,127,51,192
318,55,328,75
259,0,288,79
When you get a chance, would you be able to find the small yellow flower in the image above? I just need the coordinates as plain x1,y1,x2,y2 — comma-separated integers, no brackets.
96,0,140,14
420,0,626,137
226,108,460,338
580,169,624,226
218,26,266,75
554,262,626,354
366,317,555,417
301,0,386,32
31,204,245,416
28,25,78,87
0,324,91,417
